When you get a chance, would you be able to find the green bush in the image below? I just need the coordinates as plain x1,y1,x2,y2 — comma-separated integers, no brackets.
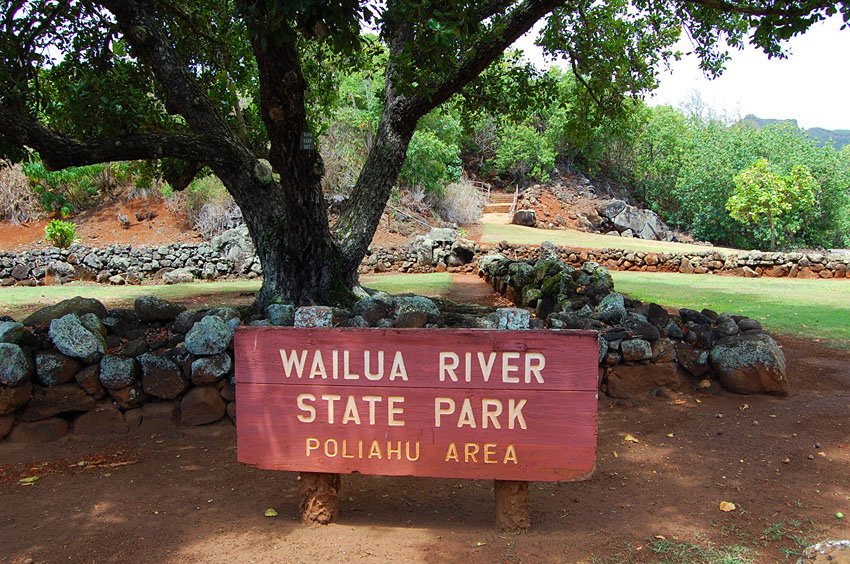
44,219,77,248
398,130,462,196
493,123,555,182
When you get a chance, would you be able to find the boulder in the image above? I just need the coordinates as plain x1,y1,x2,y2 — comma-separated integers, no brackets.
23,296,107,326
75,365,106,398
8,417,69,443
211,225,255,273
109,384,147,409
606,363,689,399
184,316,233,355
0,381,32,415
139,353,188,400
495,308,530,330
73,404,128,435
675,343,710,377
427,227,457,244
511,209,536,227
266,304,295,326
709,333,789,396
99,355,139,390
621,339,652,361
163,268,195,284
394,296,439,328
191,353,232,385
48,314,106,363
181,386,226,425
0,343,33,386
595,293,626,325
0,321,26,344
137,402,180,435
35,351,81,386
134,295,186,323
600,200,626,219
352,295,393,326
294,306,334,328
18,384,96,421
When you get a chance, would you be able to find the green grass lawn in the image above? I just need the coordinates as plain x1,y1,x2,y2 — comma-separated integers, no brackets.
611,271,850,345
0,273,454,320
482,223,737,255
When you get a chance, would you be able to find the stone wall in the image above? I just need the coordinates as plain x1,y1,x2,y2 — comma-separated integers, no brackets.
0,292,501,443
478,252,790,401
491,242,850,279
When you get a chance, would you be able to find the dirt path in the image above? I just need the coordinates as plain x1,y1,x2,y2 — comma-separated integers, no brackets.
1,336,848,563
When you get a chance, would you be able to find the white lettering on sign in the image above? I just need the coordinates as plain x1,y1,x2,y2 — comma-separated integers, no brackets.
433,397,527,429
280,349,408,381
438,351,545,384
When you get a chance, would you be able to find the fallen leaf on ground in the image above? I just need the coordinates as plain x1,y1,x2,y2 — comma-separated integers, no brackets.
719,501,736,512
18,475,39,486
623,434,639,443
264,508,278,517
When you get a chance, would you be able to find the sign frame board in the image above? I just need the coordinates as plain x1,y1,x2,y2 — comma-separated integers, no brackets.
236,327,598,482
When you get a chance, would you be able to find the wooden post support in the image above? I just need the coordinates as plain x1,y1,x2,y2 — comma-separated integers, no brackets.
494,308,531,531
495,480,530,531
299,472,341,524
293,306,342,525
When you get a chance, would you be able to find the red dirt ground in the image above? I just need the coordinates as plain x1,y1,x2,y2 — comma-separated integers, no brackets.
1,333,848,563
0,199,416,252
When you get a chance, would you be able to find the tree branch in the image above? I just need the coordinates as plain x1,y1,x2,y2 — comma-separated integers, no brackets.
0,105,218,170
679,0,837,18
413,0,565,114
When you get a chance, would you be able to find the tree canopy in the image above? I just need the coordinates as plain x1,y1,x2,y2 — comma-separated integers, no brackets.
1,0,848,306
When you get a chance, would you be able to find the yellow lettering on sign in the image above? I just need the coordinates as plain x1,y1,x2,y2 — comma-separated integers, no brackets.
445,442,459,462
306,437,319,456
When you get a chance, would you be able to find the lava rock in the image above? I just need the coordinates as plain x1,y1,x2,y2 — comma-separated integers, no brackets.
294,306,334,328
163,268,194,284
75,365,106,398
679,308,713,326
0,321,26,344
191,353,232,385
23,296,107,326
621,339,652,362
0,381,32,415
266,303,295,326
48,314,106,363
180,386,226,425
139,353,188,400
184,316,233,355
137,402,180,435
73,404,128,435
393,296,439,328
595,293,627,325
99,355,140,391
352,295,393,326
8,417,69,443
134,295,186,323
18,384,96,421
710,333,789,396
35,351,81,386
0,343,34,386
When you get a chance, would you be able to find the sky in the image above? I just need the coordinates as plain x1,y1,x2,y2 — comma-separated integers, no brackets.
515,15,850,131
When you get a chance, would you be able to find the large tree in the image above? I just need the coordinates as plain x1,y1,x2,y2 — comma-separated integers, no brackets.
1,1,847,308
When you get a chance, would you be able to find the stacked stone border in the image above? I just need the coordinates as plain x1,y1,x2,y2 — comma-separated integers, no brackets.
1,246,792,444
3,227,848,287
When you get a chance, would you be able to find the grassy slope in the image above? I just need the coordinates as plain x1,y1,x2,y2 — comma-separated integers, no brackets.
482,223,738,255
611,271,850,345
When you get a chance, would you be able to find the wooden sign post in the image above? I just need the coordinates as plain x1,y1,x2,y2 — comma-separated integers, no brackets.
235,325,598,529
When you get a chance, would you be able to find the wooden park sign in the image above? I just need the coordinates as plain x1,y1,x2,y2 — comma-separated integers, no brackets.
235,327,599,484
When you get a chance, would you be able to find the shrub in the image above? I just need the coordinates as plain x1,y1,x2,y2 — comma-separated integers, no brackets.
0,161,41,224
493,123,556,182
435,178,486,224
164,175,241,239
44,219,77,248
398,130,462,196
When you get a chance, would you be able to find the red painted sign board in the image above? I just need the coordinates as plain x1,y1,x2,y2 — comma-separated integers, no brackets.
235,328,598,482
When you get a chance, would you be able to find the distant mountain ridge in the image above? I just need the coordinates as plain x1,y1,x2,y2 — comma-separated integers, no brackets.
740,114,850,150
